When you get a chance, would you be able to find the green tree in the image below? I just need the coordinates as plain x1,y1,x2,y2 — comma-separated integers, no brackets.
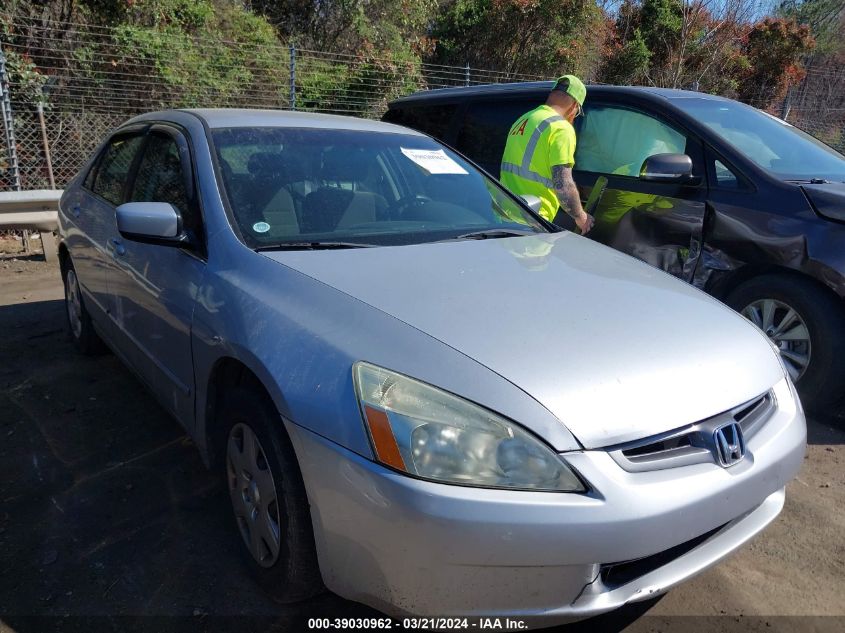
106,0,287,109
247,0,438,58
601,0,747,89
600,27,652,84
638,0,683,71
430,0,606,78
738,17,814,107
777,0,843,53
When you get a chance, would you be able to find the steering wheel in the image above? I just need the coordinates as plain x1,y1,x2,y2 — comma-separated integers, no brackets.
393,194,432,219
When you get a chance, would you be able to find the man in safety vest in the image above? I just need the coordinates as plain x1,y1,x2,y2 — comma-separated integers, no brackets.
500,75,594,235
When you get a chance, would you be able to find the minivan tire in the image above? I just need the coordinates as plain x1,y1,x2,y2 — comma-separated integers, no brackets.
220,387,324,603
726,275,845,410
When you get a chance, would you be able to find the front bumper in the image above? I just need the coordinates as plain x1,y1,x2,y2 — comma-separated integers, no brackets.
286,378,805,625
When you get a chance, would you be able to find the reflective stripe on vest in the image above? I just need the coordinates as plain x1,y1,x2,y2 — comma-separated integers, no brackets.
500,162,554,188
502,113,564,189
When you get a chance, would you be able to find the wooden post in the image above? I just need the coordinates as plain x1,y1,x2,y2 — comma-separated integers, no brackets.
37,103,56,189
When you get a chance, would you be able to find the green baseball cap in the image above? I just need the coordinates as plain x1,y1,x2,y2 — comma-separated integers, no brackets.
553,75,586,107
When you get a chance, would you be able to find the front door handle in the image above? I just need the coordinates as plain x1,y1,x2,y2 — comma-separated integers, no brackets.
110,238,125,256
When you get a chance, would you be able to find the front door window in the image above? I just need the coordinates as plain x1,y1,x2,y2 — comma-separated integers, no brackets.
575,106,687,177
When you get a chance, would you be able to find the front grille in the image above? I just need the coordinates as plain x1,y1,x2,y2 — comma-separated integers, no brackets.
735,392,775,438
621,432,692,460
599,523,727,588
609,391,775,472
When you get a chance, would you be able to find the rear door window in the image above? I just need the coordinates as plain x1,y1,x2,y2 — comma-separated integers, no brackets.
454,99,540,174
385,104,458,140
91,135,145,206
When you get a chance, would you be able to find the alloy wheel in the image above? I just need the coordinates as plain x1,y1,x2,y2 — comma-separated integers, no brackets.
742,298,811,381
226,423,282,568
65,269,83,339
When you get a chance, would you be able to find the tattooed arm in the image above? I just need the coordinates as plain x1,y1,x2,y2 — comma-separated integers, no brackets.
551,164,593,235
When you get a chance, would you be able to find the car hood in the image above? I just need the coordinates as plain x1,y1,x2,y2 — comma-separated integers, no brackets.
802,182,845,222
262,233,783,448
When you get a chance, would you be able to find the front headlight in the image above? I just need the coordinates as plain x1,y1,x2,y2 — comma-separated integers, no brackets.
353,362,585,492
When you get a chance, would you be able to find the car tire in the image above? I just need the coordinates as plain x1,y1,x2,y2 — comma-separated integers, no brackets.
220,387,324,603
62,259,107,355
726,275,845,410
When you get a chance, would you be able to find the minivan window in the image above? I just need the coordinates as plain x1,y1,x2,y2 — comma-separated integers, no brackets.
384,104,457,139
576,105,687,177
455,99,540,174
714,159,739,189
211,127,547,248
678,98,845,182
91,135,145,206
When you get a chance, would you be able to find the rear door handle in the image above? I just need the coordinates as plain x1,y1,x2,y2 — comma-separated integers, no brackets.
72,205,81,218
110,238,125,256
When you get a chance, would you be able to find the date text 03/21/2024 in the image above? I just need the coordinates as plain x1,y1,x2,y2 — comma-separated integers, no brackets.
307,618,529,630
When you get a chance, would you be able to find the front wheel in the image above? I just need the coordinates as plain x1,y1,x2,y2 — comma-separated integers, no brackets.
726,275,845,410
221,388,323,603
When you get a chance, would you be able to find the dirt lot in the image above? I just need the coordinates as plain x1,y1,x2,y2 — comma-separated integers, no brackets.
1,250,843,633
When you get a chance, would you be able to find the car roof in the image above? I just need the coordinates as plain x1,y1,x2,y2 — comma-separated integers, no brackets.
390,82,732,106
127,108,425,135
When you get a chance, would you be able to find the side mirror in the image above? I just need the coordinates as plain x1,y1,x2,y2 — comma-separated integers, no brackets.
116,202,192,247
520,194,542,214
639,153,694,183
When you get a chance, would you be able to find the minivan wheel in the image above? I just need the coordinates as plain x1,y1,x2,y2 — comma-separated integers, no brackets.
62,260,106,355
726,275,845,410
220,388,323,602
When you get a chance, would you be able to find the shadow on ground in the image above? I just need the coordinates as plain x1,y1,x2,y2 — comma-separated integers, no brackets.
0,297,668,632
1,287,843,633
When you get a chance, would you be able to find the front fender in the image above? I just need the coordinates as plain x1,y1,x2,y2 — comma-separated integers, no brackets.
191,233,581,466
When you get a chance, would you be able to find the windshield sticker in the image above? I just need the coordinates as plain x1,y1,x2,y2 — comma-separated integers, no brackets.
400,148,468,175
252,221,270,233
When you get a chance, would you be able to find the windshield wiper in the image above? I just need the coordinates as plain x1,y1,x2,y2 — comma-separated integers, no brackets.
254,241,376,252
786,178,830,184
447,229,537,241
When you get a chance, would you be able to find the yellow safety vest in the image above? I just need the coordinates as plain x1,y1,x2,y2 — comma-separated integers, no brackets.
500,105,577,222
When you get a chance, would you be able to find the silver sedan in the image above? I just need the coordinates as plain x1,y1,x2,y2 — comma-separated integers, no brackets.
57,109,806,626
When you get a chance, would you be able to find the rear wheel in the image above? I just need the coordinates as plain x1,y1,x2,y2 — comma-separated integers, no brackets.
726,275,845,410
220,388,323,602
62,259,106,355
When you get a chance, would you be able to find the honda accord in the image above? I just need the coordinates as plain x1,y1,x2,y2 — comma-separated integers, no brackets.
58,109,806,626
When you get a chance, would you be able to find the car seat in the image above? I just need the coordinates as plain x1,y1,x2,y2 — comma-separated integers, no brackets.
302,151,387,233
245,152,300,237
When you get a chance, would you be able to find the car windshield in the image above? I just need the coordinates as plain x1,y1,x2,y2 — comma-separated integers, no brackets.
678,98,845,182
210,127,547,248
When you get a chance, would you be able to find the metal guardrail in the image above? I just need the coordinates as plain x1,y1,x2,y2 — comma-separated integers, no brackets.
0,188,61,261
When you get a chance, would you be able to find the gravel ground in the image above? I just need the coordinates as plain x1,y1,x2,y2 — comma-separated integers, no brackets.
0,251,843,633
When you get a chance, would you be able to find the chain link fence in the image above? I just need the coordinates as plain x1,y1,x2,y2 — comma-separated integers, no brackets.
5,109,124,192
781,65,845,154
1,11,842,193
0,12,546,192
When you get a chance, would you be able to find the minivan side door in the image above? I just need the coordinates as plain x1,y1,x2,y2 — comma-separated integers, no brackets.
572,102,708,281
107,124,206,428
